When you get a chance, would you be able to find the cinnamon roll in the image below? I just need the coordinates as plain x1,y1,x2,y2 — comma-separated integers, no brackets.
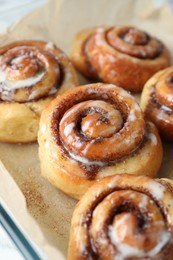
141,67,173,142
0,40,78,143
70,25,171,92
68,174,173,260
38,83,163,199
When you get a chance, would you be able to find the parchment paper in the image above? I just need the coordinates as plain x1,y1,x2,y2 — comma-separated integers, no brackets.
0,1,173,259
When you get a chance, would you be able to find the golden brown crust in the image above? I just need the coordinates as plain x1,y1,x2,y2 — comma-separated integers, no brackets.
38,83,163,199
68,174,173,260
70,26,171,92
0,40,78,143
140,67,173,142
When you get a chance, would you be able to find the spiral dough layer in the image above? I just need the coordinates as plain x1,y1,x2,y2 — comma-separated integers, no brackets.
68,174,173,260
0,40,78,142
141,66,173,142
70,26,171,92
38,83,163,199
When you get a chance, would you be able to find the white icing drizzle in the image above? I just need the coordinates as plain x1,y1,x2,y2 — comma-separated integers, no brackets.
0,89,12,101
149,133,157,146
107,181,116,189
82,120,90,131
146,181,165,200
123,129,141,145
95,31,105,46
48,86,57,95
128,109,136,122
60,103,81,122
68,119,140,163
148,231,171,257
138,195,149,209
11,56,30,63
119,89,136,100
156,109,165,120
103,84,119,89
64,122,75,137
68,151,105,166
73,137,83,149
161,105,172,112
45,42,55,49
166,95,173,103
102,94,109,99
0,71,45,90
74,227,86,254
108,225,171,259
134,102,141,112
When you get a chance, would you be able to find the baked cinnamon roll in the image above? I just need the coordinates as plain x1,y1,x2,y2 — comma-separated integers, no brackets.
70,25,171,92
0,40,78,143
68,174,173,260
141,67,173,142
38,83,163,199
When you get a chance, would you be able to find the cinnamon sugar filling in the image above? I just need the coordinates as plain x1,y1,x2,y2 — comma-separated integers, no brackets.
50,85,154,179
0,44,66,103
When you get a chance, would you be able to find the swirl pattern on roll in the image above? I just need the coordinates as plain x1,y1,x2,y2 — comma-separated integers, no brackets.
0,40,78,102
70,26,171,92
141,66,173,142
68,175,173,260
0,40,78,143
38,83,163,199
